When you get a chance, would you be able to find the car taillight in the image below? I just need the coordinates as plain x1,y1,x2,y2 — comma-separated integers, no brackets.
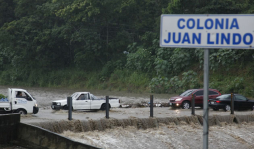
216,101,221,103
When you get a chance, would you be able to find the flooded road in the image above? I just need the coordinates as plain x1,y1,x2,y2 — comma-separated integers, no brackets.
1,86,254,149
1,85,253,123
0,85,174,107
19,106,254,124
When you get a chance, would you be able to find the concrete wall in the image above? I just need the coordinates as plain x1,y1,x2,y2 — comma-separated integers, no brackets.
0,114,20,144
16,123,100,149
0,114,99,149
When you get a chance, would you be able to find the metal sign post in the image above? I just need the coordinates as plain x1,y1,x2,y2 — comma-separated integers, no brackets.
203,49,209,149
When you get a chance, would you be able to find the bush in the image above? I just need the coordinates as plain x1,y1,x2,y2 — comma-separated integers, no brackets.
126,46,154,73
99,61,117,79
171,48,193,74
149,76,170,93
242,87,254,97
181,70,200,90
210,77,245,94
149,70,201,94
169,76,182,93
107,70,150,92
0,94,6,98
224,77,244,93
209,81,224,93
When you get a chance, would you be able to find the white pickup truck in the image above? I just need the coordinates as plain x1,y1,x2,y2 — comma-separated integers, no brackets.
0,88,39,114
51,92,120,110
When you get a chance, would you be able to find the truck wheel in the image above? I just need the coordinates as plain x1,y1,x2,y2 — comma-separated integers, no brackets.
63,105,68,110
100,104,111,110
63,105,73,110
17,109,27,115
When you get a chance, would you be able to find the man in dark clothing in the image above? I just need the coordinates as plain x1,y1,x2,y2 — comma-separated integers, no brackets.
16,91,23,98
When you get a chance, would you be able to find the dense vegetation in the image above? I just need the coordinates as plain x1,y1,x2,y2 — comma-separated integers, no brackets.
0,0,254,97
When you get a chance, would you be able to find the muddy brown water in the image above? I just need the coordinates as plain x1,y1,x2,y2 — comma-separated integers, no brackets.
28,115,254,149
1,86,254,149
60,122,254,149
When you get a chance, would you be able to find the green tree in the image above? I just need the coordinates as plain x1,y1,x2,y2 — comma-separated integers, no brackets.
0,0,15,26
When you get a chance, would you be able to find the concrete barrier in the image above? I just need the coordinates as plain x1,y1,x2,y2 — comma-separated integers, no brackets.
16,123,99,149
0,114,100,149
0,114,20,144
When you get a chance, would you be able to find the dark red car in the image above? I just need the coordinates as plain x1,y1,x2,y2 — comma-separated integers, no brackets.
169,89,221,109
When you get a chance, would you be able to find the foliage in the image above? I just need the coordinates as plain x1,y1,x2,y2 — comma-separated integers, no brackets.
149,76,170,93
0,94,6,98
181,70,200,90
0,0,254,96
210,77,244,94
155,47,195,76
150,70,200,94
154,46,174,76
0,0,15,26
170,48,193,74
168,70,200,94
108,70,149,92
163,0,254,14
126,45,154,73
195,49,248,71
127,72,150,93
168,76,182,93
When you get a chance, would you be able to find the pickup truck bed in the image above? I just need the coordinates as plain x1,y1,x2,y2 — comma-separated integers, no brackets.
0,98,8,102
0,98,10,108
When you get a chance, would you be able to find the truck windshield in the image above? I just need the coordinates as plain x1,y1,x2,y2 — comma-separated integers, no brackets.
29,93,36,100
25,92,36,100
